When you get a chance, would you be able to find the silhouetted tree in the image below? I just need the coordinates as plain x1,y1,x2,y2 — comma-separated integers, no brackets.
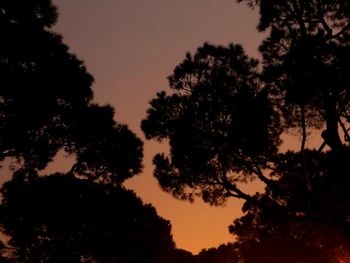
0,1,162,262
196,243,237,263
0,173,176,263
230,202,350,263
168,244,238,263
171,249,197,263
0,0,143,184
142,0,350,261
240,0,350,152
227,149,350,262
142,43,281,205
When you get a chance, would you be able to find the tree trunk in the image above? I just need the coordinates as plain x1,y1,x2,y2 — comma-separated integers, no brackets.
322,94,343,150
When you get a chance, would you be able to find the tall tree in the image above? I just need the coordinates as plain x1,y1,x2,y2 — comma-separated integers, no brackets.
0,1,162,262
0,0,143,184
142,43,281,205
142,0,350,260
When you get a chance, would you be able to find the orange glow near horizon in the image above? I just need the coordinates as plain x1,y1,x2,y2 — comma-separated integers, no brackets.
51,0,264,254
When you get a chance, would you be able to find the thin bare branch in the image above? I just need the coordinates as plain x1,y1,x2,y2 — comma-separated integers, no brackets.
221,167,255,202
329,22,350,40
338,117,350,142
316,0,333,37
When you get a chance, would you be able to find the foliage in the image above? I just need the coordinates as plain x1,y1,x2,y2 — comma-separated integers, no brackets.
0,1,159,262
196,243,237,263
230,207,350,262
0,0,143,184
142,0,350,260
167,244,238,263
142,43,281,205
0,173,176,263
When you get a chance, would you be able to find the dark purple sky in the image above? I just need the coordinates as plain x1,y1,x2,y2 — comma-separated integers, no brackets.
53,0,263,253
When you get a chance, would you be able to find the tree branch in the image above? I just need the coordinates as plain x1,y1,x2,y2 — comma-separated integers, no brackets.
245,158,276,187
222,180,254,202
322,94,343,150
328,22,350,40
316,0,333,38
338,117,350,142
291,0,307,37
260,163,305,180
220,165,254,202
300,104,312,192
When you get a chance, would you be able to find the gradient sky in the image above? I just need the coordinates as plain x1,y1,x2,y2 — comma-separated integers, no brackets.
52,0,264,254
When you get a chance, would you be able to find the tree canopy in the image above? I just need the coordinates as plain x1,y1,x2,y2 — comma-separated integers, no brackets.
0,0,143,184
4,0,350,261
142,0,350,260
0,1,180,262
142,43,281,205
0,174,176,262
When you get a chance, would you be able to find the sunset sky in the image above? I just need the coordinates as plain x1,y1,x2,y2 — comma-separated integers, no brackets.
52,0,264,254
